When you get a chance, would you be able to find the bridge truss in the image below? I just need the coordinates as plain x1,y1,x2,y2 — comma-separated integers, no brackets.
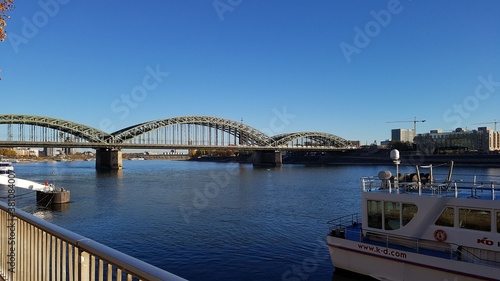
110,116,272,147
0,114,110,145
0,114,352,150
270,132,352,148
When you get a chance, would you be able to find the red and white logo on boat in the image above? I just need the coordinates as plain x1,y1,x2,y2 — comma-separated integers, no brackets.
434,229,447,242
477,237,494,246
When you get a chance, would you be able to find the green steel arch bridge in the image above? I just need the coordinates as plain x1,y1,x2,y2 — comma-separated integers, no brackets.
0,114,353,168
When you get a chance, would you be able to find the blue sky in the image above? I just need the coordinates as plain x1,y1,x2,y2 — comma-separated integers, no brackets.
1,0,499,145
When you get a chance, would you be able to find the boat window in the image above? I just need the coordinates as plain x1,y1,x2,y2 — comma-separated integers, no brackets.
459,208,491,232
497,211,500,233
435,207,454,227
384,201,400,230
367,200,382,229
402,203,418,226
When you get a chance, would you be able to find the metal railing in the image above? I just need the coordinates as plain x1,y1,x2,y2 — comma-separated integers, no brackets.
363,230,500,268
327,220,500,270
360,177,498,199
327,213,360,230
0,201,187,281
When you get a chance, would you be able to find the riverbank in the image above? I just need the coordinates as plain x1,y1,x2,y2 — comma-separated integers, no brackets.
189,149,500,167
285,149,500,167
9,150,500,167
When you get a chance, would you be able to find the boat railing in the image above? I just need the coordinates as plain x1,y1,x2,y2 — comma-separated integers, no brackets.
327,213,360,238
456,245,500,268
0,201,187,281
364,230,454,256
359,230,500,269
361,177,499,200
327,213,360,229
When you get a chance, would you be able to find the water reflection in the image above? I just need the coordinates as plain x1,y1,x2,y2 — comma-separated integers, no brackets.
96,168,123,179
48,202,70,212
485,168,500,181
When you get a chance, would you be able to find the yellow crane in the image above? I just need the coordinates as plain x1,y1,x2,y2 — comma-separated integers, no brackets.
386,117,426,134
472,119,498,131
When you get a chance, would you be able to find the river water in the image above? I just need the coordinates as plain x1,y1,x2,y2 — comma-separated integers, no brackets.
4,160,500,281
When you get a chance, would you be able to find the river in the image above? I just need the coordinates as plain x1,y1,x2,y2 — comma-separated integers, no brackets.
3,160,500,281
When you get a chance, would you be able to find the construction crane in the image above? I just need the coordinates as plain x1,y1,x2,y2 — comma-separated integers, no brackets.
472,119,497,131
386,117,426,134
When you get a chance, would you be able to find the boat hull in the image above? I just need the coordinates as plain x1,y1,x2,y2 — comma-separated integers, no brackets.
327,235,500,281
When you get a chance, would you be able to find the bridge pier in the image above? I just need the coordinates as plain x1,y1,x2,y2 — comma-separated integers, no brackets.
253,150,283,166
96,148,123,170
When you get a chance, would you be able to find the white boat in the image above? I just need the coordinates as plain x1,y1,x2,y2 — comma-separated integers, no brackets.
327,149,500,281
0,159,56,192
0,160,14,176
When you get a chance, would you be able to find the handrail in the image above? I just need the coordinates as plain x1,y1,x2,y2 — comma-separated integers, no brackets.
361,176,499,200
333,226,500,269
0,201,188,281
363,230,453,254
457,244,500,267
327,213,360,236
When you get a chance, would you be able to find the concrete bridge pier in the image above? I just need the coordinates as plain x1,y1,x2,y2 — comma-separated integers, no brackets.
96,148,123,170
253,150,283,166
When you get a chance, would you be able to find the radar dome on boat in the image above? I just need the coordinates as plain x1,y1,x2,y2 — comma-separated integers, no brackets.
390,149,400,161
378,170,392,180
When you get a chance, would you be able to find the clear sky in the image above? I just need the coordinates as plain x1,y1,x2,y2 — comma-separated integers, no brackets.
1,0,499,145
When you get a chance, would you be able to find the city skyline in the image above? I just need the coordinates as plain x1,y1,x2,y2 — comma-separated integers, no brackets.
1,0,499,145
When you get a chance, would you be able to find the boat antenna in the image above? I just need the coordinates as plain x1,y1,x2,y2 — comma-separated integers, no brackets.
415,165,422,195
390,149,400,190
446,160,454,182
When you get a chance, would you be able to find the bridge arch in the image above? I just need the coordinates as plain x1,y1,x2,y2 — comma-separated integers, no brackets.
0,114,111,143
110,116,272,146
270,132,351,148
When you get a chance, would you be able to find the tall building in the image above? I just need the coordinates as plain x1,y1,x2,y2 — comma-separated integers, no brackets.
486,127,500,151
391,129,416,143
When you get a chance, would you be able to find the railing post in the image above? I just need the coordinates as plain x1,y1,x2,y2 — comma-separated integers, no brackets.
79,250,90,281
473,176,477,197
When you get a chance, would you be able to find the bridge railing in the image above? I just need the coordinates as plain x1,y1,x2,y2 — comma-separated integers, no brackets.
0,201,187,281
